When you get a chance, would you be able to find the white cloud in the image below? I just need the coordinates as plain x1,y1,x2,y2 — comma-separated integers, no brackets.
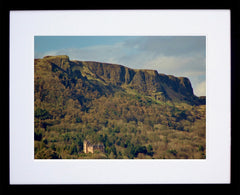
194,81,206,97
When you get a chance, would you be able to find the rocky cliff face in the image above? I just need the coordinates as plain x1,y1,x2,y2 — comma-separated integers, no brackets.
38,55,204,105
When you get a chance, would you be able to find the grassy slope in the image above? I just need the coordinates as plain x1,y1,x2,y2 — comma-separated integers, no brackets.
34,57,206,159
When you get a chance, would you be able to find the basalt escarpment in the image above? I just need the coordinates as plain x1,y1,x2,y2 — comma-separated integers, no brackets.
38,55,204,105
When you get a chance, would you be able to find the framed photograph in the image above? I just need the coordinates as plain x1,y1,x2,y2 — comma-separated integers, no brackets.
9,10,230,184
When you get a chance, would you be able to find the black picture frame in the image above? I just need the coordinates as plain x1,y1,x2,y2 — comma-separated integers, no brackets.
2,1,239,194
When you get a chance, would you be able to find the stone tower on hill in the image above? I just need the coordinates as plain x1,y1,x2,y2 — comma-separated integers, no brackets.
83,140,105,154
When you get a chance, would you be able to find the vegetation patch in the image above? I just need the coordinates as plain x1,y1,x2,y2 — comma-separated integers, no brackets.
34,56,206,159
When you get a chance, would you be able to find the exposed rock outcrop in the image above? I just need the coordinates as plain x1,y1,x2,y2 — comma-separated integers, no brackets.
36,55,204,105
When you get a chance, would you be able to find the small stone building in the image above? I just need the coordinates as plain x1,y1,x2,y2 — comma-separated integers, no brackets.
83,140,105,154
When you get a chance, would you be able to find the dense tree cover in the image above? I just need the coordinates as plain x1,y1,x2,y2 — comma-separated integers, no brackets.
34,56,206,159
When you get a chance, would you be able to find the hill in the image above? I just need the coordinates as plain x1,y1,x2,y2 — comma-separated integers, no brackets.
34,55,206,159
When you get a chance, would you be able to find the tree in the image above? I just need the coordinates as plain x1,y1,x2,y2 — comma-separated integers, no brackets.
34,131,42,141
147,144,154,156
75,117,82,123
135,145,147,155
35,148,61,159
35,108,52,120
50,143,56,151
70,143,78,155
176,110,188,121
109,151,116,159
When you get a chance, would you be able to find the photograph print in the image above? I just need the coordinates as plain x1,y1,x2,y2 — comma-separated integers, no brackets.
34,36,206,159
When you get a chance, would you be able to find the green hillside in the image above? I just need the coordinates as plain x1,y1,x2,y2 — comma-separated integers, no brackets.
34,55,206,159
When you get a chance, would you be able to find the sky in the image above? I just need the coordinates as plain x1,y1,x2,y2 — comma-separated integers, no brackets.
35,36,206,96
